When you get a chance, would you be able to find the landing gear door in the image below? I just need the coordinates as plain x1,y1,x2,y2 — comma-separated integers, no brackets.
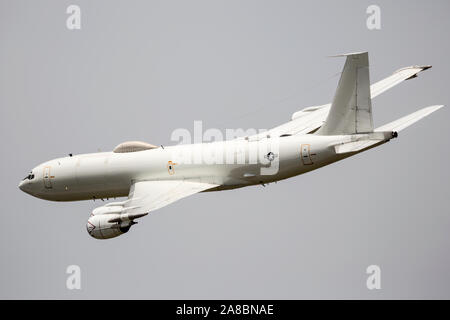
301,144,313,165
43,166,52,189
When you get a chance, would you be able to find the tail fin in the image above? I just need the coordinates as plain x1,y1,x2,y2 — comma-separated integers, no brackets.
376,105,444,132
316,52,373,135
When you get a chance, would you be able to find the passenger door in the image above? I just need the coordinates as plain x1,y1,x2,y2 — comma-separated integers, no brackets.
301,144,313,165
43,166,52,189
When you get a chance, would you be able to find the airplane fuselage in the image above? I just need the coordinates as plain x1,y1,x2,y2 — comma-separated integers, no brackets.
19,134,369,201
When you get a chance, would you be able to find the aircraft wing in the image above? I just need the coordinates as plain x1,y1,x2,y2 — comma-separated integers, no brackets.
122,180,218,216
376,105,443,132
87,180,218,239
370,65,431,99
258,65,432,138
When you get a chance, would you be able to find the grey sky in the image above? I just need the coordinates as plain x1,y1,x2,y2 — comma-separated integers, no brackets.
1,0,449,299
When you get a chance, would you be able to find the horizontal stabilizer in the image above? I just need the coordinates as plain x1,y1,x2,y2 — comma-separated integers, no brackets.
335,140,382,154
376,105,443,132
334,131,394,154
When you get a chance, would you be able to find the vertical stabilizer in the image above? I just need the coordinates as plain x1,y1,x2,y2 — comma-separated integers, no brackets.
316,52,374,135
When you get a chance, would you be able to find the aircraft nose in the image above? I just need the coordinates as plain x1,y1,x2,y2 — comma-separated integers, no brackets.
19,167,41,197
18,180,27,192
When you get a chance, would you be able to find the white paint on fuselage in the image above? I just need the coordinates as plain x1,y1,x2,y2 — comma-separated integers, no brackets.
19,134,365,201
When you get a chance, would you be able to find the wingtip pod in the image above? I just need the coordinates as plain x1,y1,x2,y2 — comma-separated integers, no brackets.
392,65,432,81
376,104,444,133
394,65,432,74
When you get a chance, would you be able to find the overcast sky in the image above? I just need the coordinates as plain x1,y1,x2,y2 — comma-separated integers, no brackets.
1,0,450,299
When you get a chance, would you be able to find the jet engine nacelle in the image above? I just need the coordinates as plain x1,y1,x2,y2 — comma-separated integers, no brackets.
86,203,148,239
86,212,135,240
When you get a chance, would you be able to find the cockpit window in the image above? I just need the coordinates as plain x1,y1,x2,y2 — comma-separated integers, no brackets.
23,173,35,180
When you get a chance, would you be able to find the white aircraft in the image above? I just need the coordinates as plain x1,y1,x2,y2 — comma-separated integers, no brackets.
19,52,443,239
